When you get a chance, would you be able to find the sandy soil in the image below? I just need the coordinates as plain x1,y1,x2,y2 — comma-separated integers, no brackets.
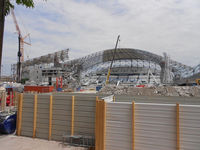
0,134,86,150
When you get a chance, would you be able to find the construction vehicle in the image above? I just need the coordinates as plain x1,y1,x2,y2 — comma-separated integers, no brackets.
196,79,200,85
106,35,120,84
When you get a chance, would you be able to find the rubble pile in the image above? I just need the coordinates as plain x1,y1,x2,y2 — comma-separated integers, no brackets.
0,82,24,92
155,86,200,97
99,85,200,97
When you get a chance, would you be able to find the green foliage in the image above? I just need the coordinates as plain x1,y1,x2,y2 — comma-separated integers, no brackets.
5,0,14,16
16,0,34,7
4,0,34,16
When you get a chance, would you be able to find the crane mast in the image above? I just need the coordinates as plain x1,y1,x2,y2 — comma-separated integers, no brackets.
11,9,31,82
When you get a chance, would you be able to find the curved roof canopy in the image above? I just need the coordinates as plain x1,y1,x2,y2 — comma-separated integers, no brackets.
102,48,163,64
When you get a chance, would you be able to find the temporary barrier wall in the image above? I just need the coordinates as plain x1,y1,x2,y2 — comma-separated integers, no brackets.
179,105,200,150
17,93,200,150
96,101,200,150
17,93,98,141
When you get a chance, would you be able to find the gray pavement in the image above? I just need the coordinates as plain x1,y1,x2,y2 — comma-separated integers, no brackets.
0,134,86,150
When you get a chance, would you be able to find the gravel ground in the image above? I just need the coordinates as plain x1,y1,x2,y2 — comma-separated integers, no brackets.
0,134,87,150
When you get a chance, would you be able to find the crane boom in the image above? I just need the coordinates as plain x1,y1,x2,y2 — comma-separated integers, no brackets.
11,9,31,62
106,35,120,84
11,9,21,36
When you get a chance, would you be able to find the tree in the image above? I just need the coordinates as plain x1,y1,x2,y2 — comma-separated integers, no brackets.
0,0,34,77
4,0,34,16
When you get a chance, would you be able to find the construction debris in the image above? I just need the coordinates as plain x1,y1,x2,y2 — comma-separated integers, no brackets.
0,82,23,93
99,85,200,97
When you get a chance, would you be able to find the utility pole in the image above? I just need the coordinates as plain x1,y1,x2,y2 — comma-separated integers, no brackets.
106,35,120,84
0,0,5,77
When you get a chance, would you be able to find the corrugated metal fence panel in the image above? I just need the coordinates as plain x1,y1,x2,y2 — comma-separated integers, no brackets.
74,95,96,136
135,103,176,150
180,105,200,150
51,95,72,141
105,102,177,150
20,93,97,141
106,102,132,150
35,94,50,140
115,95,133,102
21,94,34,137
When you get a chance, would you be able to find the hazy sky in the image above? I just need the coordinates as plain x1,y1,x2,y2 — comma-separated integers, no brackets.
2,0,200,75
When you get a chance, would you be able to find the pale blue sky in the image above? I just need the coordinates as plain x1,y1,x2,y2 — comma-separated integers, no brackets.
2,0,200,75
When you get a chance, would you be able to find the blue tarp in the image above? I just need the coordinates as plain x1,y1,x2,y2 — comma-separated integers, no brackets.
0,112,16,134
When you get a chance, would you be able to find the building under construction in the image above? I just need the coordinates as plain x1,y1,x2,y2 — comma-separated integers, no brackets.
11,48,200,86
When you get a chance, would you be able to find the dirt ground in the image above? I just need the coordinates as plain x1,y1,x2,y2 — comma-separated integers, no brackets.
0,134,87,150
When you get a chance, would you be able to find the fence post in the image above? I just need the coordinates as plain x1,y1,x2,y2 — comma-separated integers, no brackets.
132,101,135,150
103,100,106,150
113,95,115,102
33,94,38,138
176,103,180,150
71,96,75,136
95,100,106,150
16,93,23,136
95,100,99,149
48,95,53,140
95,95,99,148
13,92,17,106
1,91,6,111
16,93,19,135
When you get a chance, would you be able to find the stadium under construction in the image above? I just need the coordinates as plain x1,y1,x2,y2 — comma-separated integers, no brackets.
11,48,200,87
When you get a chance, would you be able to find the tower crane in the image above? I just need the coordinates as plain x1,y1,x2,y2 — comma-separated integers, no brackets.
11,8,31,82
